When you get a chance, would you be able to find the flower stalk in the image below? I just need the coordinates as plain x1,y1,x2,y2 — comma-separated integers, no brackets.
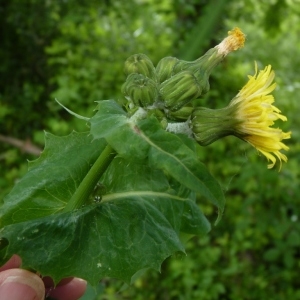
63,144,116,212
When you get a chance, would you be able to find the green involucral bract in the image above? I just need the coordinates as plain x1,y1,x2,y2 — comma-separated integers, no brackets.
124,53,156,80
122,73,158,107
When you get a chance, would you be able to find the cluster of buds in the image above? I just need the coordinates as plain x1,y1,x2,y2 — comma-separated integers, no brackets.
121,27,291,169
121,54,158,107
122,73,158,108
122,27,245,113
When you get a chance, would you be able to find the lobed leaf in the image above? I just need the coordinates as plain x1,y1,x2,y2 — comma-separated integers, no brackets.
0,131,107,228
101,157,210,236
90,100,150,160
0,200,184,285
0,100,219,284
139,119,225,222
90,100,225,220
0,157,210,284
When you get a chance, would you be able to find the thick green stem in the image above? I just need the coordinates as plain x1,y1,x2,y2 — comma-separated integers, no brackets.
63,144,116,212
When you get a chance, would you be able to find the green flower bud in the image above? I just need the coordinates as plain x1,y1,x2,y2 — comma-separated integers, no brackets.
155,56,179,83
160,118,168,129
122,73,158,107
122,73,141,90
124,53,156,80
172,59,194,74
163,28,246,96
169,49,219,95
191,106,241,146
159,70,202,111
167,104,193,121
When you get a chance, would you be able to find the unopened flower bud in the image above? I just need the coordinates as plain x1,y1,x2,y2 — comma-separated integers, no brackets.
122,73,158,107
159,70,202,111
124,53,156,80
155,56,179,83
167,105,193,121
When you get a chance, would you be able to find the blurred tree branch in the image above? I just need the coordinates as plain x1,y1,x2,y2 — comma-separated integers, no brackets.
0,134,42,156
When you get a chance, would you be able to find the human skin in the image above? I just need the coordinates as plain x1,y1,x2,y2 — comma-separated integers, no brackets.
0,255,87,300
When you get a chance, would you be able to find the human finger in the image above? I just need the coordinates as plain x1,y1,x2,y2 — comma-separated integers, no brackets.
45,277,87,300
0,268,45,300
0,255,22,272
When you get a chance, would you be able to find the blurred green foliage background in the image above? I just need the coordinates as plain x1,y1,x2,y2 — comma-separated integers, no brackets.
1,0,299,299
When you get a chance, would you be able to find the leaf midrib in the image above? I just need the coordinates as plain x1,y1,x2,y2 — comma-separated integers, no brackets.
102,191,189,202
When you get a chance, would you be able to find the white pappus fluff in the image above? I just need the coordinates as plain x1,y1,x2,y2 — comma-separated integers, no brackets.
166,121,193,138
129,107,148,123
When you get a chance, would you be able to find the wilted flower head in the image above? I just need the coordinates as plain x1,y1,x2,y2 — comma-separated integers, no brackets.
215,27,246,56
192,63,291,170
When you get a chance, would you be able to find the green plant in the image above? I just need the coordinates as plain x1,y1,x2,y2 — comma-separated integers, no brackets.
0,27,291,294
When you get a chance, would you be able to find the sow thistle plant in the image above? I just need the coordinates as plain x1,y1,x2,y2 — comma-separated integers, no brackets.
0,28,291,287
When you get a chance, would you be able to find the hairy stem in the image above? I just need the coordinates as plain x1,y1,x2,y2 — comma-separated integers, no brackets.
63,144,116,212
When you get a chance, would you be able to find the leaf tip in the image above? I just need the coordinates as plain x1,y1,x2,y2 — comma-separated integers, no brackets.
214,207,224,226
55,98,90,121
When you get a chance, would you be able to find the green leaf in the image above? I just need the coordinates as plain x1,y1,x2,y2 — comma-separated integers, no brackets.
0,101,216,284
139,119,225,223
55,98,90,121
0,201,184,285
90,100,129,139
0,157,209,284
90,100,150,160
101,157,211,236
0,131,107,228
90,100,225,221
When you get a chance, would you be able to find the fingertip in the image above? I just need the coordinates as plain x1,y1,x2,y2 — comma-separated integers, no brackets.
0,269,45,300
0,255,22,272
46,277,87,300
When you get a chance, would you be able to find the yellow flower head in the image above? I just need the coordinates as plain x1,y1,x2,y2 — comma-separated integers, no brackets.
192,63,291,170
230,63,291,169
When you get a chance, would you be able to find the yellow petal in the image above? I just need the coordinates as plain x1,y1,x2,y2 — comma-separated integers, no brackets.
232,63,291,169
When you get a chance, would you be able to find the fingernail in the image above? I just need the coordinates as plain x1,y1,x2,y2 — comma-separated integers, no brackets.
0,275,44,300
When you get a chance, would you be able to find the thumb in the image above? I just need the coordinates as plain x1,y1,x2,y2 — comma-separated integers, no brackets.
0,269,45,300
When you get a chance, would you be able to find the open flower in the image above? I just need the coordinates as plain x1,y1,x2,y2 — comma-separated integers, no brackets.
192,63,291,169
